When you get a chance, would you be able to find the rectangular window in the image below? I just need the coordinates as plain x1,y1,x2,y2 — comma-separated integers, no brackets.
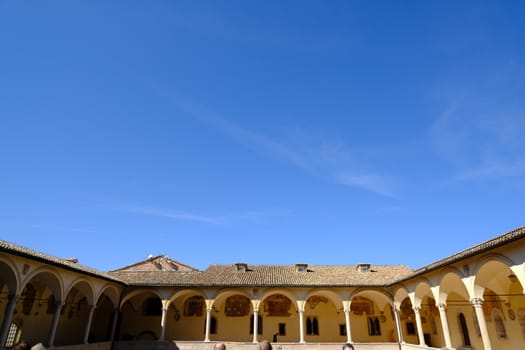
278,323,286,336
368,317,381,336
339,324,346,336
406,322,416,335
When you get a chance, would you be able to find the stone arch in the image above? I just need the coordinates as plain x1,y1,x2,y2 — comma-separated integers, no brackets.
90,285,120,343
65,278,95,305
473,254,517,299
436,268,469,304
96,284,120,308
210,289,254,342
118,289,163,341
21,267,63,301
305,289,343,310
54,279,96,345
12,268,63,346
168,288,206,305
259,290,298,342
471,253,515,276
352,288,393,311
412,278,433,306
120,289,163,308
349,289,396,343
165,289,207,341
0,258,20,295
303,290,345,342
393,284,410,307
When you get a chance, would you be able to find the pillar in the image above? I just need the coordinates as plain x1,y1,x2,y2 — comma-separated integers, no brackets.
48,301,64,346
344,308,353,343
298,309,305,343
413,306,426,346
204,307,211,342
437,303,453,349
393,306,404,344
252,309,259,343
0,294,19,348
83,305,95,343
159,306,168,341
472,298,492,350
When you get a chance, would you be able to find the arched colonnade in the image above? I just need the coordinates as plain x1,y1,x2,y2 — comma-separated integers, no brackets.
1,249,524,349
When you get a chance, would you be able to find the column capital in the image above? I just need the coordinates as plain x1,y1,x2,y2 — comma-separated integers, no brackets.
471,297,484,307
437,303,447,310
413,306,421,313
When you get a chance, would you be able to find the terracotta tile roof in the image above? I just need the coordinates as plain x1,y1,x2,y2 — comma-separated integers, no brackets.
109,264,413,287
404,224,525,281
111,255,199,272
0,240,124,283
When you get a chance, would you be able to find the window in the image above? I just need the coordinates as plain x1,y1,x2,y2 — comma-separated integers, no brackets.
406,322,416,335
368,317,381,336
210,316,217,334
306,317,319,335
4,320,22,348
339,324,346,336
278,323,286,336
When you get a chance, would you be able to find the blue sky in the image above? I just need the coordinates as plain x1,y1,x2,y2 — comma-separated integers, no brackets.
1,1,525,272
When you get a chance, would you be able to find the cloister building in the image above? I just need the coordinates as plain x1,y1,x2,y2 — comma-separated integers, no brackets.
1,225,525,350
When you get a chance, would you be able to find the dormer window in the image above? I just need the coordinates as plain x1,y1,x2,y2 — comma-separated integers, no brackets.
357,263,371,273
295,263,308,272
235,263,248,272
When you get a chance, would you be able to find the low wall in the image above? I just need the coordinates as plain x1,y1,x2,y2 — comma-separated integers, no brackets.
52,341,441,350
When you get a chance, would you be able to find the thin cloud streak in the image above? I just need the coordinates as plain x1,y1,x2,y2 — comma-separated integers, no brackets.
335,171,397,198
170,91,397,197
120,205,225,225
117,203,291,226
430,93,525,183
0,220,106,235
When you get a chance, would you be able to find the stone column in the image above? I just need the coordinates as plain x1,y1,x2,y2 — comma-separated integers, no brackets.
83,304,95,343
204,307,211,342
252,309,259,343
109,308,120,342
159,306,168,341
393,307,404,344
471,298,492,350
413,306,426,346
298,309,305,343
48,301,64,346
0,294,19,348
437,303,453,349
344,308,353,343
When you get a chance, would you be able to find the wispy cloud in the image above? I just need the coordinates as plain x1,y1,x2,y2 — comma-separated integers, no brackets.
119,204,225,224
117,203,291,226
169,91,397,197
429,60,525,184
335,171,396,197
430,96,525,183
0,220,106,235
